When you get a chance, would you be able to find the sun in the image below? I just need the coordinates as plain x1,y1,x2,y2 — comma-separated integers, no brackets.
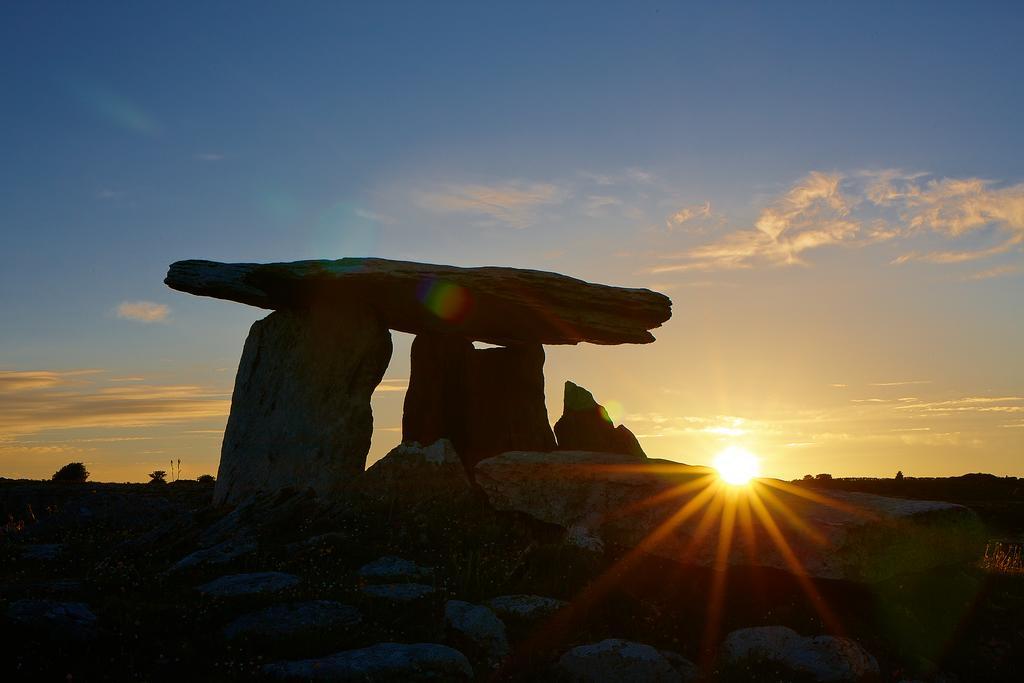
713,445,760,485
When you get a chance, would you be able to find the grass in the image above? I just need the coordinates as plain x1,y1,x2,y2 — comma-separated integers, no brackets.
982,541,1024,575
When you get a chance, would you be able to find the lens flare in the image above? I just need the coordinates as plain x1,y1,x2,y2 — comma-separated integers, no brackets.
419,279,473,322
713,446,760,485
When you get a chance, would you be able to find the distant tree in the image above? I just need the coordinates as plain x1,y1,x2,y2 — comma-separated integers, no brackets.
148,470,167,485
51,462,89,483
802,474,814,481
815,473,833,481
895,470,905,482
197,474,216,484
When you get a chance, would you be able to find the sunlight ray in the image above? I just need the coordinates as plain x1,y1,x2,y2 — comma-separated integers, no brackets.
752,482,830,546
747,488,844,634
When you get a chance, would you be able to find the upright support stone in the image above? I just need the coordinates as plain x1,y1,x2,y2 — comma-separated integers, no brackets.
215,306,392,505
403,335,555,472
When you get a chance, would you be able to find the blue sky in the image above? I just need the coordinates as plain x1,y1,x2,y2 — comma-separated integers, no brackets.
2,2,1022,481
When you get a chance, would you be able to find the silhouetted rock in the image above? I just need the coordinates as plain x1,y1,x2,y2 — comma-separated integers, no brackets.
20,543,63,561
197,571,300,597
263,642,473,681
169,539,256,573
6,599,97,642
554,381,646,459
721,626,879,682
475,451,985,582
215,306,392,505
557,639,691,682
485,594,568,624
358,556,435,584
223,601,361,641
444,600,510,668
402,335,555,471
356,440,472,504
361,583,435,603
165,258,672,346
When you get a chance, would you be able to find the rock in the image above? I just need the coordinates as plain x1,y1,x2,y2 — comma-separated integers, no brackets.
554,381,646,459
165,258,672,346
557,639,684,682
475,451,985,582
262,642,473,681
214,306,392,505
169,539,256,573
721,626,879,682
6,599,98,642
444,600,510,667
485,594,568,624
223,601,361,641
660,649,700,681
358,556,435,583
402,336,555,470
196,571,300,597
20,543,63,561
357,440,473,503
361,583,436,603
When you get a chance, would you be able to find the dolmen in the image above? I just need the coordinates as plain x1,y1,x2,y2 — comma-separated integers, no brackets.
165,258,672,504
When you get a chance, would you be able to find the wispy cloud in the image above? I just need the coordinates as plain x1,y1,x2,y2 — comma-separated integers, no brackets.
195,152,224,162
373,379,408,393
116,301,169,323
0,369,229,437
415,181,564,228
653,172,864,272
653,169,1024,273
665,201,713,231
868,380,931,387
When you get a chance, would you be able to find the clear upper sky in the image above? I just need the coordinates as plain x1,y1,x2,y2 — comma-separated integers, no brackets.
2,1,1022,482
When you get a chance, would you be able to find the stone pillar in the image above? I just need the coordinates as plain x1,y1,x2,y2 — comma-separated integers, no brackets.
214,306,392,505
402,334,556,472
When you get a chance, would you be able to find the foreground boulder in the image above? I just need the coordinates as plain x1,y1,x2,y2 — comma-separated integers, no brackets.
356,440,472,503
165,258,672,346
197,571,300,597
721,626,879,682
485,594,568,625
358,556,435,583
263,642,473,681
403,336,555,469
214,306,392,504
553,381,646,459
557,639,695,682
444,600,511,668
475,452,985,582
6,599,97,642
223,601,361,641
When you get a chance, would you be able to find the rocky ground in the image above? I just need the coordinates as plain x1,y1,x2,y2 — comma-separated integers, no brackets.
2,477,1022,682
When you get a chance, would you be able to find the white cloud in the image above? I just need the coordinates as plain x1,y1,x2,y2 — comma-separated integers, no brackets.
415,181,564,228
116,301,169,323
654,169,1024,273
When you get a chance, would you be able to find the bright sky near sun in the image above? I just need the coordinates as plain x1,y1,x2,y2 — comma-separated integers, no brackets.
2,2,1023,482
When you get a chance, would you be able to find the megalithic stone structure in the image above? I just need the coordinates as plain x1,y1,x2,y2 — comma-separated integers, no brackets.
165,258,672,504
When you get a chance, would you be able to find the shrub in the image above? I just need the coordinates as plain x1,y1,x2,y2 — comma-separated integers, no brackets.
148,470,168,485
52,462,89,483
197,474,216,484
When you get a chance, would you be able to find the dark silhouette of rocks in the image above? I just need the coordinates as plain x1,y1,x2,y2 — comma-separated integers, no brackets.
262,642,474,681
556,639,697,682
474,451,986,582
165,258,672,346
554,381,646,459
166,257,669,502
215,307,392,505
402,336,555,471
355,440,472,505
720,626,879,681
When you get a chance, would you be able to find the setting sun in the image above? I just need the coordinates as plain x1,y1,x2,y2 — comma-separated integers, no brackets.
713,446,760,485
